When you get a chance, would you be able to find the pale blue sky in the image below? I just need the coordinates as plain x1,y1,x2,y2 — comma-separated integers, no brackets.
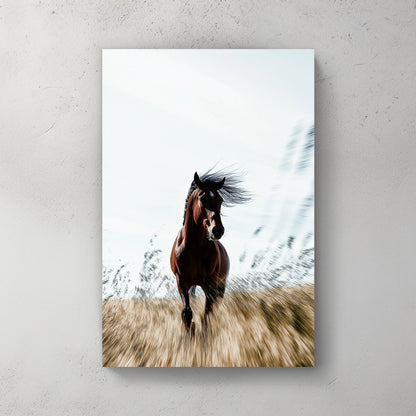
103,49,314,281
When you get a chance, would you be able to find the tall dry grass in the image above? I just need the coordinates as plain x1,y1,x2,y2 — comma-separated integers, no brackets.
102,284,314,367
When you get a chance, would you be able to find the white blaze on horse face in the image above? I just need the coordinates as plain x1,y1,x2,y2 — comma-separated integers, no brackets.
209,191,214,198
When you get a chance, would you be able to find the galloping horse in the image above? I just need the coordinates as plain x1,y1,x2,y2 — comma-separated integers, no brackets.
170,169,250,331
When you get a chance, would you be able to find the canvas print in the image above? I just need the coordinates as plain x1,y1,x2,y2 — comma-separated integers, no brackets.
102,49,314,367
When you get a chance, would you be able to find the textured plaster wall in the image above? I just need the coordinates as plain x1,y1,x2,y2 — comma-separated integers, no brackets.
1,1,415,415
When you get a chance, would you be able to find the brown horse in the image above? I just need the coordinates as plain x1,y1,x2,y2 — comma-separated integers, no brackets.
170,169,250,331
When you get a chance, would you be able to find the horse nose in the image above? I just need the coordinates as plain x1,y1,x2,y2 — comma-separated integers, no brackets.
212,225,224,239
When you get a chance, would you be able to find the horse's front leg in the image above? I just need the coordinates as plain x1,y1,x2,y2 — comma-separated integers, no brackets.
203,282,225,326
178,280,193,331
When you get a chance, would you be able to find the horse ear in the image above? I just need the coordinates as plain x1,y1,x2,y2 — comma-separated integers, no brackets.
213,177,225,190
194,172,204,189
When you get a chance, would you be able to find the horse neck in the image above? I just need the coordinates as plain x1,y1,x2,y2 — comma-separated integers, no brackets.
183,194,207,247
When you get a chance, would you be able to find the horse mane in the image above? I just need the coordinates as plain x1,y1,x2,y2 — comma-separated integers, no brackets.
182,167,251,225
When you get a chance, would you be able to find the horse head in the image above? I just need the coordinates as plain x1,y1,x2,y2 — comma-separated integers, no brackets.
193,172,225,240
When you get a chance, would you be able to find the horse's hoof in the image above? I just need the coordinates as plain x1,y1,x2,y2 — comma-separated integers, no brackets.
182,321,195,336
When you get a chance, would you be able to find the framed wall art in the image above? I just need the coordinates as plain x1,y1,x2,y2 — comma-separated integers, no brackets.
102,49,314,367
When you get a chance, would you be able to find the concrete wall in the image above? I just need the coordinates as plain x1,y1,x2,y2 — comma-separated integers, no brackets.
1,1,415,414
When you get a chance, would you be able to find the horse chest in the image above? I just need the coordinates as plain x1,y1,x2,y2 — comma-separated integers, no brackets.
176,246,216,279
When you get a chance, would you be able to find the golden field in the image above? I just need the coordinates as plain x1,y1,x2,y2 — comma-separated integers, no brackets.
102,284,314,367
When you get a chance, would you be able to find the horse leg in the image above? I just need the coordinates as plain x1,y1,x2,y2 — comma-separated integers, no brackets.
203,283,225,326
179,284,193,331
204,292,214,315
